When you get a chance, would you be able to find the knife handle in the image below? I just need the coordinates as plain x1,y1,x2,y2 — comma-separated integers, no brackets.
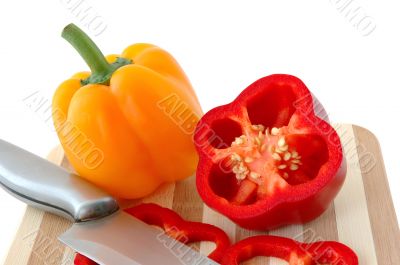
0,140,119,222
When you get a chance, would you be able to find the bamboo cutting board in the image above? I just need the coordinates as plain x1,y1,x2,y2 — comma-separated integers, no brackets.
4,124,400,265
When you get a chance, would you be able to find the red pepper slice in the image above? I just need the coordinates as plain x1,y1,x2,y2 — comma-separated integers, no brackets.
221,235,358,265
74,254,98,265
74,203,231,264
194,74,346,230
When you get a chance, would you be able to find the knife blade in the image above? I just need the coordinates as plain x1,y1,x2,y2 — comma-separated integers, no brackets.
0,139,218,265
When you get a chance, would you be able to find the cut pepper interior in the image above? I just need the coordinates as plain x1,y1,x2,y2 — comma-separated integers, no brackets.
207,86,329,205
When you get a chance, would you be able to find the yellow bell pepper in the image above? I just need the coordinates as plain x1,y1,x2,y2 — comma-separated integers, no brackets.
52,24,202,199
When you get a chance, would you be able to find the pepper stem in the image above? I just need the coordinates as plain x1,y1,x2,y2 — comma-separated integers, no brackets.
62,23,131,85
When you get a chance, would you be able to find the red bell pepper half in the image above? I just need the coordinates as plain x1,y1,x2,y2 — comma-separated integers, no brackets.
221,235,358,265
194,74,346,230
74,203,231,264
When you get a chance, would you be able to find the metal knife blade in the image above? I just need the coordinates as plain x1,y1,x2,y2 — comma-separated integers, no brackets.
60,211,218,265
0,139,217,265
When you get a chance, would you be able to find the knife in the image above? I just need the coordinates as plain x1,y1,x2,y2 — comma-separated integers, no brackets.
0,139,218,265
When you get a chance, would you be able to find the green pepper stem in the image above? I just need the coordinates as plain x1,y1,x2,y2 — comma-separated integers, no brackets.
62,23,111,76
61,23,131,85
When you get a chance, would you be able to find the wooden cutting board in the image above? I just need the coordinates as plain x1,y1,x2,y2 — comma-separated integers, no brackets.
4,124,400,265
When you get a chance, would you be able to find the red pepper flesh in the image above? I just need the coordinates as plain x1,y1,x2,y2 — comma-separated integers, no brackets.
221,235,358,265
74,254,98,265
194,74,346,230
74,203,231,264
125,203,231,262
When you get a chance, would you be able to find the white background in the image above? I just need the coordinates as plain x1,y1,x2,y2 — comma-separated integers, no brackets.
0,0,399,263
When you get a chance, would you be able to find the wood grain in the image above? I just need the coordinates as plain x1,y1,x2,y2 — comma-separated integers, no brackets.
353,125,400,265
334,124,378,264
4,124,400,265
3,207,44,265
27,213,71,265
